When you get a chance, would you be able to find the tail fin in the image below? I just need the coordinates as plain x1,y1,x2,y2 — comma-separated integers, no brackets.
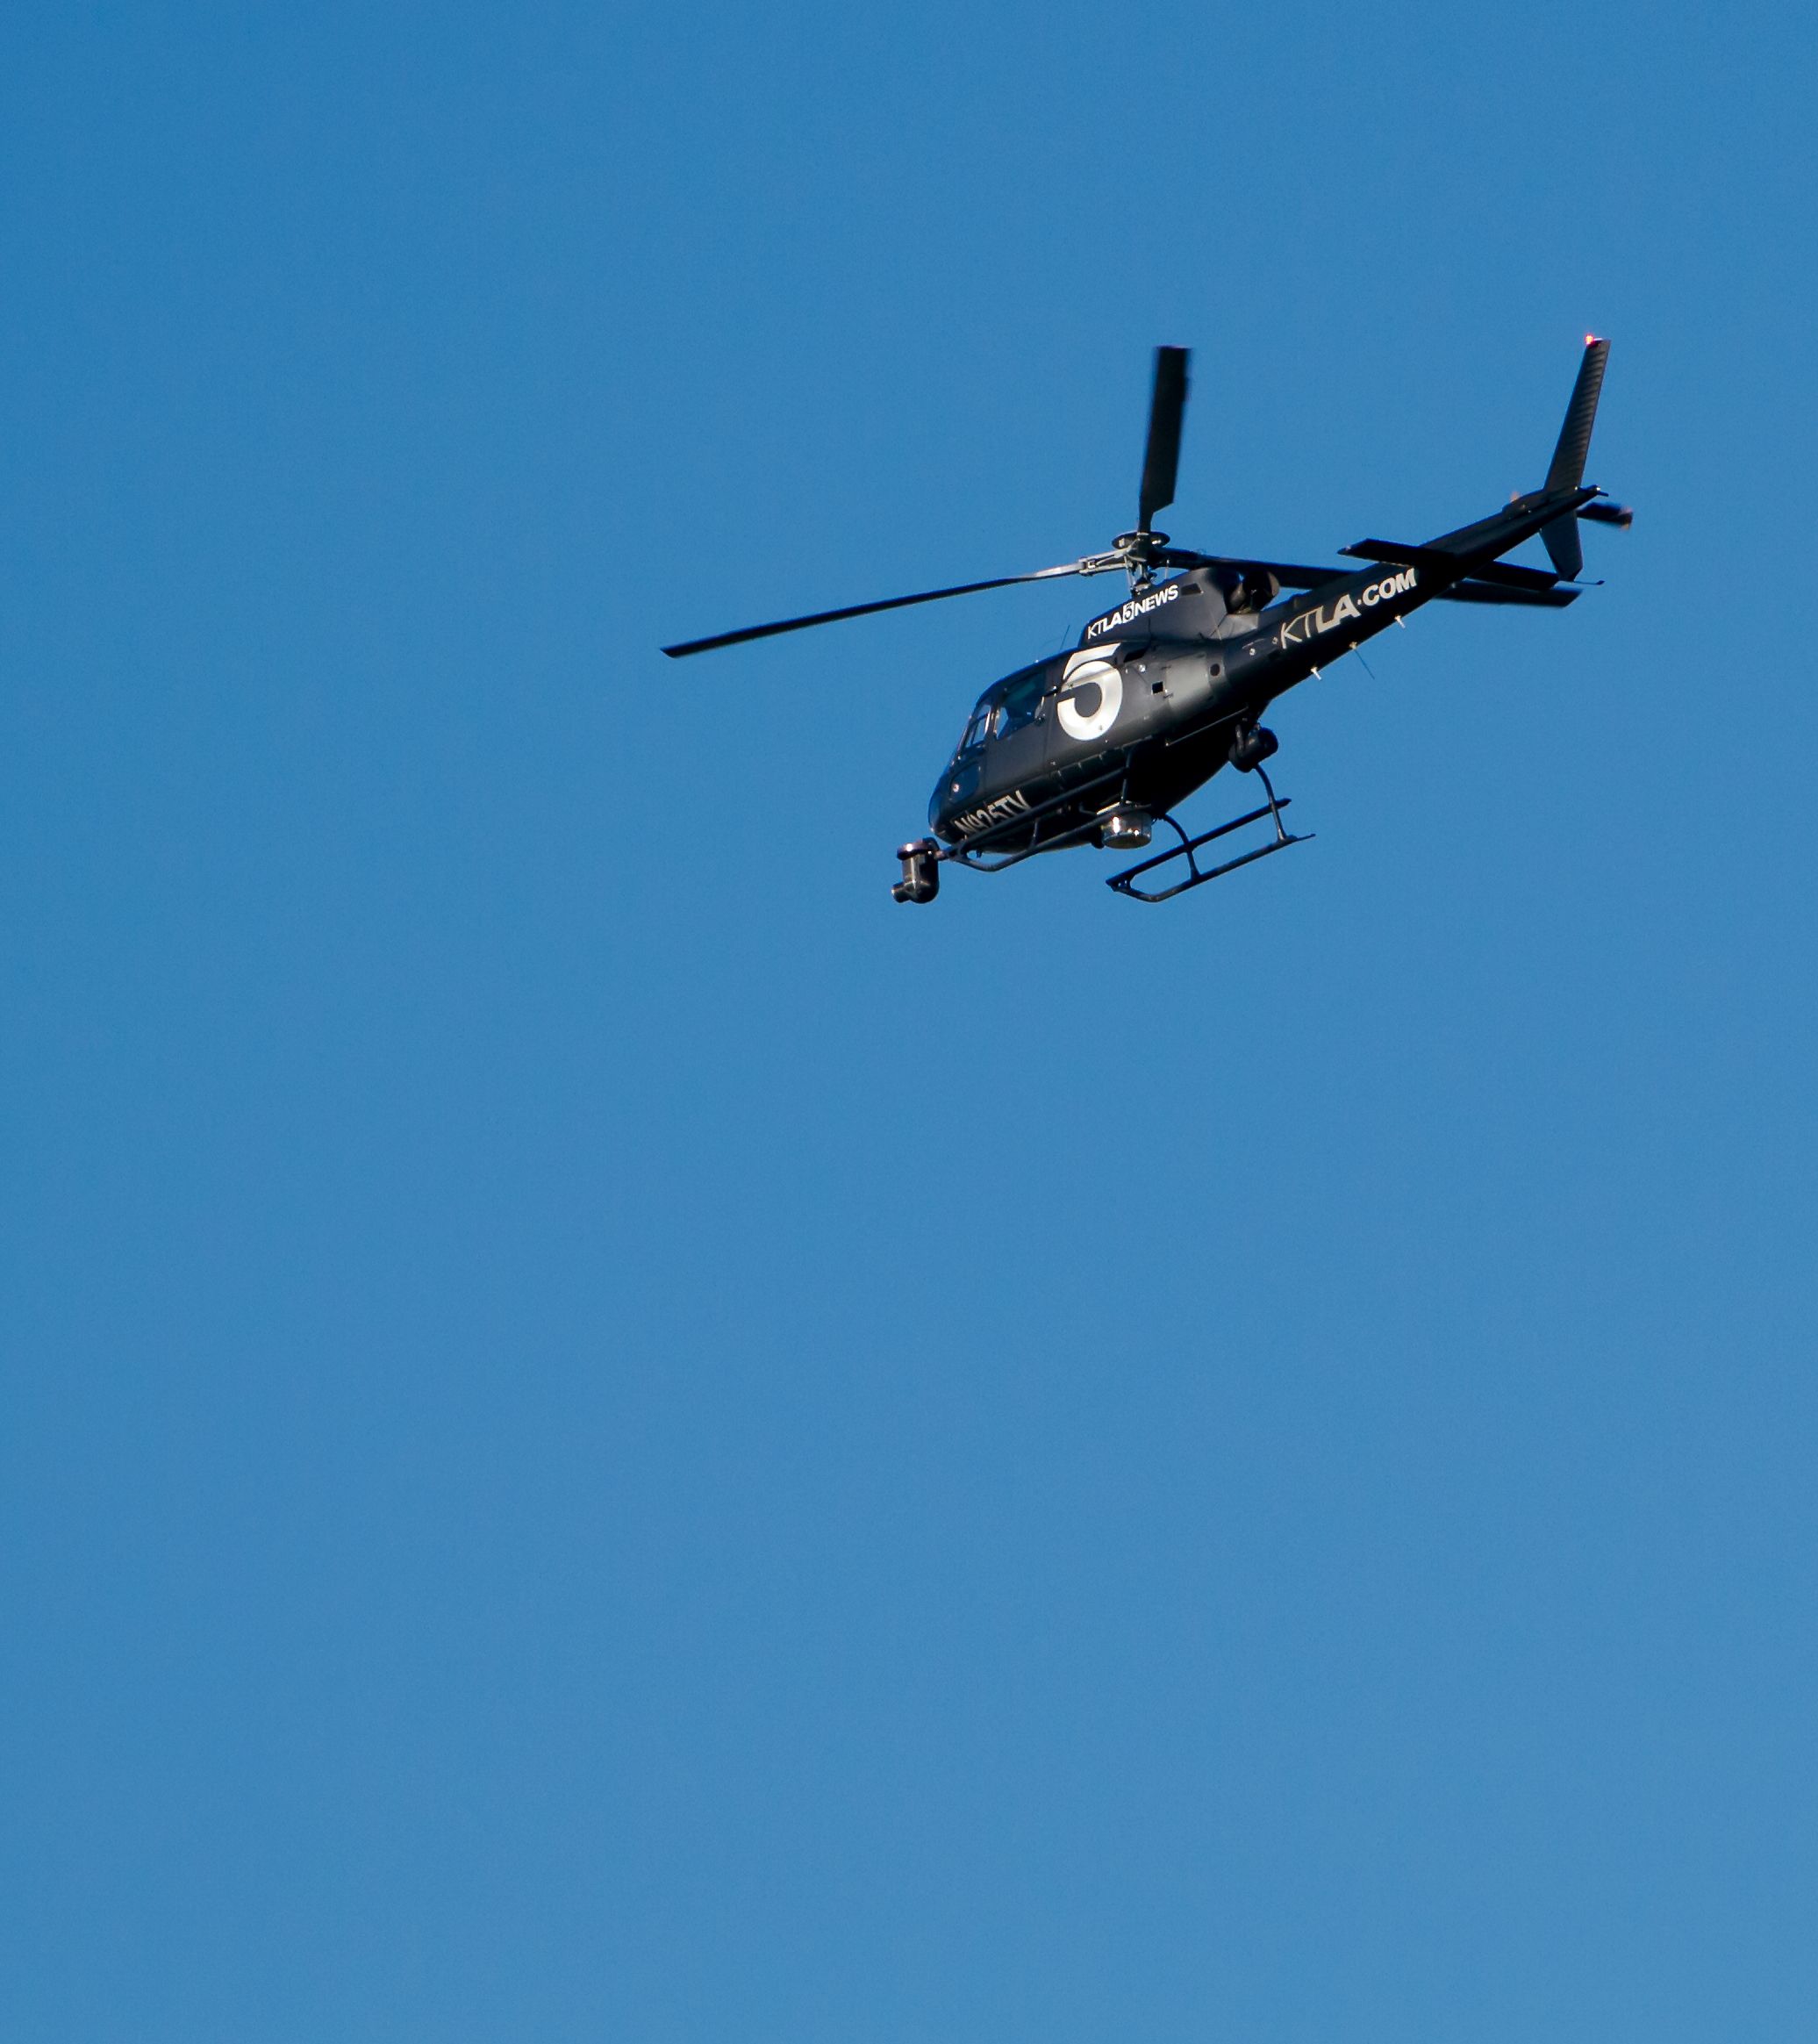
1540,336,1612,578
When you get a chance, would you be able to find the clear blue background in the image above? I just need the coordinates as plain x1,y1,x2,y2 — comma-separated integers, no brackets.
3,4,1814,2038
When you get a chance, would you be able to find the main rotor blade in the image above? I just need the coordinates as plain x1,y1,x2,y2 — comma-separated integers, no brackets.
1136,346,1190,534
1156,549,1351,591
660,563,1086,658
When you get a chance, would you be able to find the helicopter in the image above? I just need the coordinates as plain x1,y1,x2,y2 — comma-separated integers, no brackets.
662,338,1628,904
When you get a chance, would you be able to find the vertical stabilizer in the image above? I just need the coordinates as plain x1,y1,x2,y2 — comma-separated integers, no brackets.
1540,336,1611,578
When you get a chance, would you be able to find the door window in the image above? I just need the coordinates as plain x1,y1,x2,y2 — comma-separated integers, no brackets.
991,666,1048,739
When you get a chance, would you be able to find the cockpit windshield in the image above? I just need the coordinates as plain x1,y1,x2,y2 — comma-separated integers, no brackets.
955,662,1049,755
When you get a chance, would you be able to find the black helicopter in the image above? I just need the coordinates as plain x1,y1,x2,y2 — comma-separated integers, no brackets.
663,339,1628,903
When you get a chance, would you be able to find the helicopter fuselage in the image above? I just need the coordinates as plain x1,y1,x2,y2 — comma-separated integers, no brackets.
661,333,1621,904
928,555,1428,855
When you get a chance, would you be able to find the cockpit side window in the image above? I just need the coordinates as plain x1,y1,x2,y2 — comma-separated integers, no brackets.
958,699,994,752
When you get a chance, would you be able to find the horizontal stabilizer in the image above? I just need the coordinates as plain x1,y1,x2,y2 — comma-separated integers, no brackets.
1434,581,1581,608
1341,538,1560,593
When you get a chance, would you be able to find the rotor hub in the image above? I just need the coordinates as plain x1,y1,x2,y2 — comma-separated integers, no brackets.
1112,528,1171,588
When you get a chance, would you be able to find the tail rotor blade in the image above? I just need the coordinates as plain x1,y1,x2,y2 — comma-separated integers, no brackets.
1136,346,1190,534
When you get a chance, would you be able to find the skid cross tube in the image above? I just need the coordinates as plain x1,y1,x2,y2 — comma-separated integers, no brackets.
1106,765,1313,902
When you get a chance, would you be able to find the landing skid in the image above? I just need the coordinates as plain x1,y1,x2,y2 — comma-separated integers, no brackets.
1106,766,1313,903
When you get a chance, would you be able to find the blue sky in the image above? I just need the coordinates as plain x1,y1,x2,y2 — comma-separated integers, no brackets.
3,4,1815,2038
